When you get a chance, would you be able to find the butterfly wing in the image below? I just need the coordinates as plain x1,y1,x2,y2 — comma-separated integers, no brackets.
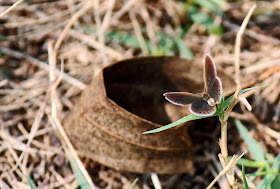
209,77,222,104
190,100,216,116
204,55,217,94
164,92,203,106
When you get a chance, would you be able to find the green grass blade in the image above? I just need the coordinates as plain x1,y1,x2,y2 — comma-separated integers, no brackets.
107,31,151,51
256,172,277,189
197,0,223,15
70,160,90,189
26,176,37,189
272,175,280,189
247,170,276,177
188,7,214,30
272,154,280,172
242,163,249,189
210,0,225,6
128,178,139,189
236,157,266,168
235,119,265,162
223,84,270,110
143,114,208,134
210,25,224,35
271,154,280,188
175,38,194,59
255,155,276,189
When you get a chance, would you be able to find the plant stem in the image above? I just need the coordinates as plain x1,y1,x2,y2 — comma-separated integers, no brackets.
220,118,228,163
219,116,237,189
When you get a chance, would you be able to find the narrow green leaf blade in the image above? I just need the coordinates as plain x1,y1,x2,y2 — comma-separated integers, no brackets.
224,84,270,110
70,160,90,189
272,175,280,189
256,171,277,189
272,154,280,172
197,0,223,15
189,10,213,29
128,178,139,189
271,154,280,188
210,0,225,6
236,157,266,168
26,176,37,189
175,38,194,59
256,155,278,189
235,119,265,162
247,170,275,177
210,25,224,35
143,114,208,134
242,163,249,189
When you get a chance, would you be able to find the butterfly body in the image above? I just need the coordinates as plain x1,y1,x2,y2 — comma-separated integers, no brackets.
164,55,222,116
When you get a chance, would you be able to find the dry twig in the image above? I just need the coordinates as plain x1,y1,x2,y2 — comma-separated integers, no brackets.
0,0,23,18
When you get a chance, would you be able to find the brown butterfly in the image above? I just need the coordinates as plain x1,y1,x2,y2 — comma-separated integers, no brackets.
164,55,222,116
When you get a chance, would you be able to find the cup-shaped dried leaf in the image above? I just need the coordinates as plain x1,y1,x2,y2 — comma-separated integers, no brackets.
63,56,235,174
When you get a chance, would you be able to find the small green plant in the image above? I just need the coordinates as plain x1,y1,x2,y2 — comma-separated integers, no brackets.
235,120,280,189
183,0,225,35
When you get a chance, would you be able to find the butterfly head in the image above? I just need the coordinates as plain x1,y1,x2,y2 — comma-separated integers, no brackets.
202,93,216,107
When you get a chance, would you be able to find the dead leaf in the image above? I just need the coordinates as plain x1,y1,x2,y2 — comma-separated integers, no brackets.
63,56,235,174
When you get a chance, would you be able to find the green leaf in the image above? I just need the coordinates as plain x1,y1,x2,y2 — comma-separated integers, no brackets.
106,31,151,52
26,176,37,189
256,156,279,189
0,34,6,40
272,154,280,172
247,170,276,177
210,25,224,35
77,26,152,53
196,0,223,15
256,172,277,189
235,119,265,162
189,9,214,30
272,175,280,189
143,114,209,134
175,38,194,59
236,157,267,168
223,84,271,110
210,0,225,6
242,163,249,189
271,155,280,188
128,178,139,189
70,160,90,189
155,32,176,56
154,30,193,58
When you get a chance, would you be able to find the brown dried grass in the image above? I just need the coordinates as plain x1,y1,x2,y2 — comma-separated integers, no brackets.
0,0,279,188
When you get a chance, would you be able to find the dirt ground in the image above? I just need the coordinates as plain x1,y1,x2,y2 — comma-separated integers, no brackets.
0,0,280,188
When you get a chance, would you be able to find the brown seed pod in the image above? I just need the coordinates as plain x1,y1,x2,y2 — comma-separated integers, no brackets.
63,56,235,174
